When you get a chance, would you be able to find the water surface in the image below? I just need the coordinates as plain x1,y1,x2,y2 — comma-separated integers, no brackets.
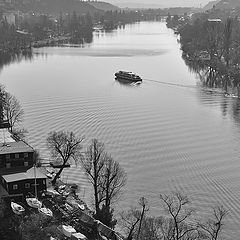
1,22,240,238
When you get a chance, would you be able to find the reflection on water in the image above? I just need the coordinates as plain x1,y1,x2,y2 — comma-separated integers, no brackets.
115,78,142,87
1,22,240,239
0,32,93,72
69,32,93,45
0,51,33,72
197,87,240,125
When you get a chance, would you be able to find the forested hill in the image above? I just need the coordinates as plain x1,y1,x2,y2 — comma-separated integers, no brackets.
213,0,240,9
14,0,103,15
87,1,119,11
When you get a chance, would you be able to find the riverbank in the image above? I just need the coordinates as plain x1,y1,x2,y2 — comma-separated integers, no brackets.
31,36,71,48
166,12,240,97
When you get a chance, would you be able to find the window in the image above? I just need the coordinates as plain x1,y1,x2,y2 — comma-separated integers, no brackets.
13,184,18,190
24,161,28,167
6,163,11,168
6,154,10,159
24,153,28,158
15,154,19,159
25,183,30,189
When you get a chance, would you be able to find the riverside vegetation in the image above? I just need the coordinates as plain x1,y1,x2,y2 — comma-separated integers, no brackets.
166,7,240,96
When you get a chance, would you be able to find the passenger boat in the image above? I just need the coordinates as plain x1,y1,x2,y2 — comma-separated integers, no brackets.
38,207,53,217
115,71,142,82
11,202,25,215
26,197,42,209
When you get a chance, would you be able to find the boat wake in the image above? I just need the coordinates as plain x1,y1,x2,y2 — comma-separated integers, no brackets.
143,78,196,89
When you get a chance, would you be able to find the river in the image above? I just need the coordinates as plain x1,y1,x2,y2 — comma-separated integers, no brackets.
1,21,240,238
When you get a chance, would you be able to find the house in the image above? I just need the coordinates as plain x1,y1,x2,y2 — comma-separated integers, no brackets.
0,128,39,201
0,128,34,175
1,166,47,199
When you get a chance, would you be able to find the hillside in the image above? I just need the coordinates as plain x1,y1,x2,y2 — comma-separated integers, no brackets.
214,0,240,9
202,0,221,11
108,0,210,8
14,0,103,15
88,1,119,11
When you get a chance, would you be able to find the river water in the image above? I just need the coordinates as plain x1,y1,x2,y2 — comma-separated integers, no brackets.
1,21,240,238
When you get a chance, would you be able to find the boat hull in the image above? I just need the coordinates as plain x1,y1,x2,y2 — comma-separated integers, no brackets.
26,198,42,208
11,202,25,215
62,225,76,237
39,207,53,217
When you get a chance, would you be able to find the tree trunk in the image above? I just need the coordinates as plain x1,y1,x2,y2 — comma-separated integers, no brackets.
51,160,67,185
136,205,145,240
237,85,240,98
94,183,100,218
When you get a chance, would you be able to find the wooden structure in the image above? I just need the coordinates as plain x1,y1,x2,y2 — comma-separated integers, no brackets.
1,167,47,198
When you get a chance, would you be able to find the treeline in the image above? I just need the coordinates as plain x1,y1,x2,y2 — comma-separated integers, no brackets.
167,9,240,95
0,19,31,54
0,9,145,53
95,10,143,29
119,193,227,240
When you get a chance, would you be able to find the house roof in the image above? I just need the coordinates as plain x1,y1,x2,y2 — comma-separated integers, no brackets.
0,128,34,155
2,167,47,183
0,141,34,155
0,128,15,143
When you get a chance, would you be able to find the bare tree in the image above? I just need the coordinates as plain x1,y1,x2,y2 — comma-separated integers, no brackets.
4,92,24,131
137,197,149,240
81,139,106,216
118,208,141,240
0,84,5,123
118,193,227,240
101,156,127,208
159,192,197,240
198,206,228,240
47,131,84,185
81,139,126,227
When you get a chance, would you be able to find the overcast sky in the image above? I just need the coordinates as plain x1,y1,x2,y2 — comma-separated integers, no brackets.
108,0,213,8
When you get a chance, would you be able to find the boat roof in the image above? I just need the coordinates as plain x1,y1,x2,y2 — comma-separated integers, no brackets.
2,167,47,183
118,71,136,74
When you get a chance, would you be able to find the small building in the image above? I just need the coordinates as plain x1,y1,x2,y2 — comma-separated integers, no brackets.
1,167,47,198
0,128,34,175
